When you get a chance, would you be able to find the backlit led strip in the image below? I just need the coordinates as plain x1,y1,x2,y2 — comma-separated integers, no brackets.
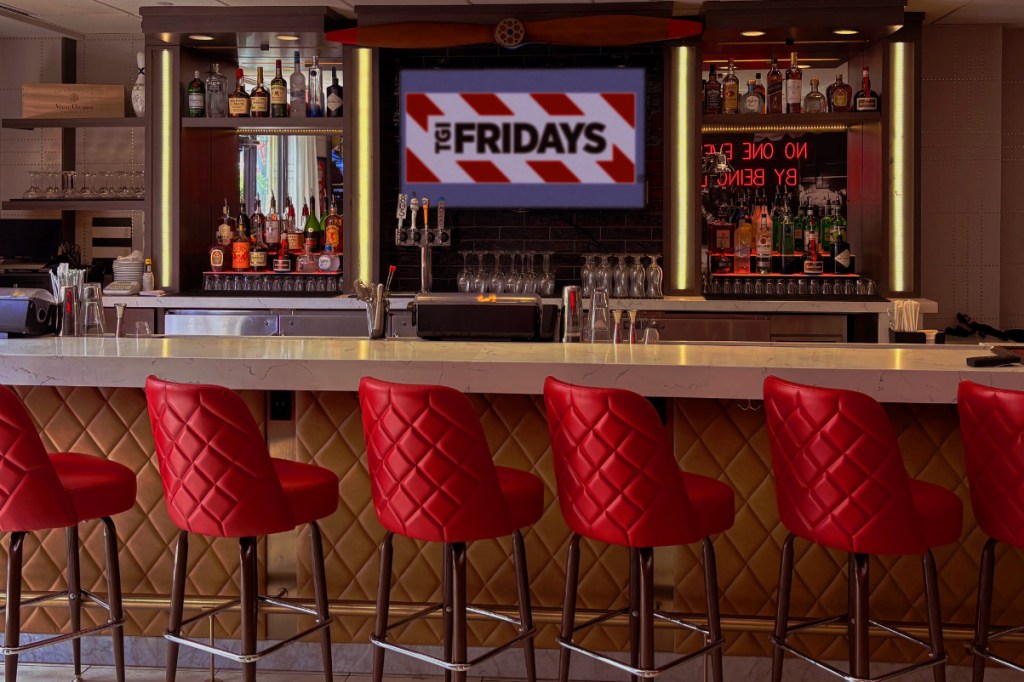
889,41,913,293
159,49,172,289
235,128,344,135
702,123,850,133
670,44,696,292
355,46,372,285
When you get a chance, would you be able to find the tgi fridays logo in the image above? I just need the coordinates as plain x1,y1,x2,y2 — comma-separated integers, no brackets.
404,91,638,185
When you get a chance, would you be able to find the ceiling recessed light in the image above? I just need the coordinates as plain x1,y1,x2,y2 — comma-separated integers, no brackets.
189,34,214,41
741,30,765,37
833,29,859,35
277,34,300,41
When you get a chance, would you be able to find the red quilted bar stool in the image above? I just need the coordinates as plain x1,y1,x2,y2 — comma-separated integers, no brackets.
145,376,339,682
0,385,135,682
958,381,1024,680
764,376,962,682
358,377,543,682
542,377,735,682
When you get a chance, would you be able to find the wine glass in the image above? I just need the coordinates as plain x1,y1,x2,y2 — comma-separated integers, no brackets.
506,252,521,293
457,252,472,293
43,170,61,199
645,255,663,299
522,251,537,293
613,254,629,299
79,171,95,199
22,171,41,199
581,254,596,297
471,251,487,293
597,255,613,293
489,252,506,294
629,255,646,298
539,252,556,297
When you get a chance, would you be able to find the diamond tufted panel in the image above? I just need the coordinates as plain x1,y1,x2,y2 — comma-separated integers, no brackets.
294,391,635,652
3,386,267,639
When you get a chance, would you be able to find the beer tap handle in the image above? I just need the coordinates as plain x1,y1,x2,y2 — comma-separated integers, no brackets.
396,192,408,228
410,193,419,230
422,198,429,230
437,198,446,232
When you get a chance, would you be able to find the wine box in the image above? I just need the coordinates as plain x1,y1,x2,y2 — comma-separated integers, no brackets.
21,84,126,119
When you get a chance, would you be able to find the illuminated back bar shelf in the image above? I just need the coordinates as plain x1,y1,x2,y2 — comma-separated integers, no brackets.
181,117,344,134
701,112,881,133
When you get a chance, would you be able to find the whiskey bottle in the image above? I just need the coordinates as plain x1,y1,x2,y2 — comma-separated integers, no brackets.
270,59,288,118
265,193,281,247
273,235,293,273
250,196,266,251
250,67,269,118
722,61,740,114
249,218,268,272
237,203,250,241
766,56,784,114
755,211,773,274
326,67,343,118
289,52,306,118
785,52,802,114
228,68,250,118
854,66,880,112
827,74,853,112
187,71,206,117
286,197,302,251
216,199,235,246
803,77,826,113
754,73,766,112
209,205,232,272
740,79,765,114
704,63,722,114
323,201,343,251
231,221,251,271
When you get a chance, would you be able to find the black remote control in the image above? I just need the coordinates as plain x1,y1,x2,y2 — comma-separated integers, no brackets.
966,355,1022,367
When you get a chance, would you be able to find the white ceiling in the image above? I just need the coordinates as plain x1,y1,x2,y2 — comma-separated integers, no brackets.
0,0,1021,36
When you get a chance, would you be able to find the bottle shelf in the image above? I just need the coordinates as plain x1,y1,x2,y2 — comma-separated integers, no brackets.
2,199,145,211
701,112,881,133
2,117,143,130
181,117,344,134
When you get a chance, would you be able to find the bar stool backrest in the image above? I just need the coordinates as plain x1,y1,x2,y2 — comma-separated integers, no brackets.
958,381,1024,546
145,376,294,537
542,376,696,548
763,376,925,555
359,376,511,543
0,385,76,531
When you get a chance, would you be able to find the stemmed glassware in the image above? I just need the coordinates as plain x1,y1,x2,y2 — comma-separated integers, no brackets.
645,255,663,299
457,252,472,293
629,255,646,298
613,255,630,298
22,171,41,199
489,252,506,294
597,255,614,292
506,252,521,294
581,254,596,297
539,252,555,297
471,251,487,294
522,251,537,293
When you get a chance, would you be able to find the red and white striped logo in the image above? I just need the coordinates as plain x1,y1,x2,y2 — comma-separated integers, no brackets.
404,91,638,185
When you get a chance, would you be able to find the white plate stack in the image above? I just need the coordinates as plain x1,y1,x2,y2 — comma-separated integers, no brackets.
112,260,144,285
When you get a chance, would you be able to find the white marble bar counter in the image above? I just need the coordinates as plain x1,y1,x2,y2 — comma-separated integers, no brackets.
102,294,937,315
0,336,1016,402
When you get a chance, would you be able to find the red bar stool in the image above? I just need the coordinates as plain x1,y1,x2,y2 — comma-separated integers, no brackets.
958,381,1024,680
764,376,962,682
542,377,734,681
145,376,339,682
358,377,542,682
0,385,135,682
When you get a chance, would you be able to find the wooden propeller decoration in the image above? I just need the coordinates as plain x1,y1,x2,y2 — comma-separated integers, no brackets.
326,15,702,49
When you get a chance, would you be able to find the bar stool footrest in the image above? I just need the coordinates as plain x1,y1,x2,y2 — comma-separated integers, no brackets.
972,632,1024,676
0,618,125,656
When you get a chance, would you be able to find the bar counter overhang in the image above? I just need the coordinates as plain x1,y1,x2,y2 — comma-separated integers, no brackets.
0,336,1021,672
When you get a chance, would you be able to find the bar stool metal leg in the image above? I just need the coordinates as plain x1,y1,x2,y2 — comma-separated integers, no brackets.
702,538,724,682
5,531,24,682
771,534,795,682
442,542,453,682
66,525,82,678
512,530,537,682
451,542,468,682
973,539,997,682
309,521,334,682
102,517,126,682
558,534,581,682
629,548,639,682
923,550,946,682
165,531,188,682
847,553,857,673
851,553,871,680
638,548,655,675
372,532,394,682
239,536,258,682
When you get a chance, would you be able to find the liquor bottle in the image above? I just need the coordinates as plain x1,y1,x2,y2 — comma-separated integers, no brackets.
307,56,324,117
216,199,235,246
296,242,317,273
250,196,266,250
289,52,306,118
830,228,852,275
785,52,802,114
270,59,288,118
326,67,343,118
792,204,806,253
779,203,796,272
740,79,765,114
304,196,322,251
187,71,206,117
805,206,818,255
250,66,269,118
819,201,834,251
803,230,823,275
265,193,281,247
756,212,773,274
323,201,343,250
209,210,230,273
286,197,302,251
722,61,740,114
237,202,250,240
854,66,880,112
317,243,341,273
249,218,268,272
803,77,826,113
228,68,250,118
142,258,155,291
833,204,848,243
766,56,784,115
734,213,753,274
206,63,228,118
827,74,853,112
231,220,251,271
754,72,766,107
273,235,293,273
704,64,722,114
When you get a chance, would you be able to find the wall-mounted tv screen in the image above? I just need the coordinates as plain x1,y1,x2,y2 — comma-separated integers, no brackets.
400,68,646,209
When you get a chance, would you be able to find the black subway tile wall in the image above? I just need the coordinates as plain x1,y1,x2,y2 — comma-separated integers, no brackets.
377,45,666,293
